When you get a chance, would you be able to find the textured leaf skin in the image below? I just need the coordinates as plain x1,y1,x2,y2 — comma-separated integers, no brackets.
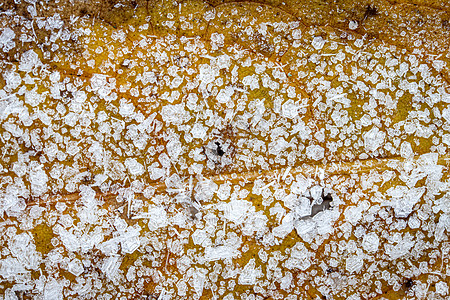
0,0,450,299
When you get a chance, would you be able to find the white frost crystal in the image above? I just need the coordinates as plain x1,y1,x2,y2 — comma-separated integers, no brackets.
386,186,425,218
305,145,324,160
101,255,122,281
43,279,63,300
346,255,363,274
67,259,84,276
29,162,48,197
362,232,379,253
124,158,145,176
147,205,169,231
436,281,449,295
19,50,40,72
1,2,450,298
363,127,385,152
238,259,261,285
349,20,358,30
191,123,207,140
0,28,15,52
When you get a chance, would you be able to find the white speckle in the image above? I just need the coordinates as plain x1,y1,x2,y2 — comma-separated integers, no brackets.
101,255,122,281
191,123,207,140
190,268,207,296
362,232,379,253
199,64,218,85
408,215,421,229
386,186,425,218
43,279,63,300
363,127,385,152
216,54,231,69
349,20,358,30
29,162,48,197
9,233,41,270
0,257,27,280
285,242,312,270
384,234,415,260
149,166,165,180
238,259,261,285
305,145,324,160
312,36,325,50
222,200,252,225
400,141,413,159
210,32,224,50
442,107,450,123
119,99,135,117
124,158,144,176
19,50,40,72
436,281,448,295
331,109,349,127
205,245,239,261
67,259,84,276
346,255,363,274
146,205,168,230
49,71,60,83
344,205,363,225
273,212,295,238
57,226,80,252
120,226,141,254
292,28,302,39
242,74,260,90
281,100,298,119
141,71,157,84
167,139,183,160
203,9,216,21
216,86,235,104
0,28,15,52
90,74,115,99
216,183,232,201
4,71,21,90
161,103,190,125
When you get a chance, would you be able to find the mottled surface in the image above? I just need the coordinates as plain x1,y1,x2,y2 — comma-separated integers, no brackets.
0,0,450,299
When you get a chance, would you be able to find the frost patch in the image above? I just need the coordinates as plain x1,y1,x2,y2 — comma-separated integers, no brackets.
242,74,260,90
284,242,312,271
311,36,325,50
146,205,169,230
29,162,48,197
384,234,415,260
346,255,363,274
385,186,425,218
90,74,115,99
238,259,262,285
199,64,218,85
0,28,15,52
43,279,63,300
305,144,324,160
363,127,385,152
362,232,379,253
101,255,122,281
19,50,41,72
124,158,145,176
191,123,207,140
221,199,252,225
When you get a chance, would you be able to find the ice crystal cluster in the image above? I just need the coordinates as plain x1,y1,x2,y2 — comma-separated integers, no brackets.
0,0,450,299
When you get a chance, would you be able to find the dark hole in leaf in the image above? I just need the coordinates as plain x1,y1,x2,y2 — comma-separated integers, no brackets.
363,4,379,22
310,192,333,217
404,278,414,289
215,141,225,157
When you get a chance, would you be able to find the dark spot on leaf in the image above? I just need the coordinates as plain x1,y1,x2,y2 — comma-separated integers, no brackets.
215,141,225,156
403,278,414,289
363,4,379,22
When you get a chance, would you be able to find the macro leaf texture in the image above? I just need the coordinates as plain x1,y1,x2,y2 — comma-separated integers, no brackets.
1,0,450,299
